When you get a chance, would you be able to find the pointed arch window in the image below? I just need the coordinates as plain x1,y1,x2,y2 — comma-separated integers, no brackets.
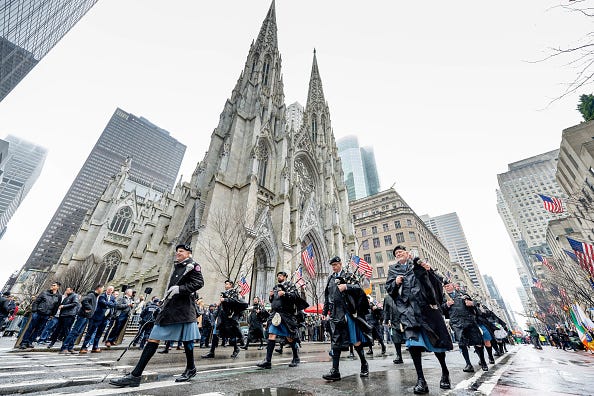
263,55,271,86
110,206,132,234
256,140,269,187
251,53,259,79
311,113,318,143
97,250,121,285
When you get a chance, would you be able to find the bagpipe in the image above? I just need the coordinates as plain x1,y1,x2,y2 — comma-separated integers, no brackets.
273,281,309,312
220,287,249,317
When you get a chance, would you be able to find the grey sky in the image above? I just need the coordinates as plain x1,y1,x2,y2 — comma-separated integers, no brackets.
0,1,588,318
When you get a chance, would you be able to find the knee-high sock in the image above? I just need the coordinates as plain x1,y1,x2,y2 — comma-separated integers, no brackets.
409,346,424,380
354,345,367,365
474,346,486,364
434,351,449,376
265,339,275,363
131,341,158,377
486,345,494,360
461,346,471,365
183,341,195,370
332,348,342,370
394,342,402,358
209,334,219,354
289,341,299,360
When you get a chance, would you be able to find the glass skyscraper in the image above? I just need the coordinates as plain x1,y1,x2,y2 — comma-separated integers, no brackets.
1,0,98,101
19,108,186,279
421,212,485,291
0,135,47,238
337,135,380,201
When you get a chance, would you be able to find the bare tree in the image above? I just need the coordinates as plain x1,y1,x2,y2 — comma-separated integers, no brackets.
54,255,102,295
198,207,262,284
538,1,594,103
18,272,44,312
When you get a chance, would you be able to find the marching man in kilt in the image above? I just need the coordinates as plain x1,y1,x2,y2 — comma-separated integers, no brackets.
109,244,204,387
322,256,372,381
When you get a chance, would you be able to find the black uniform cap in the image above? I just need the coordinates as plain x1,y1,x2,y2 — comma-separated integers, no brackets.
175,243,192,253
328,256,342,265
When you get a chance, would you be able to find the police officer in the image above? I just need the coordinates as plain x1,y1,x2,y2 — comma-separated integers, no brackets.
109,243,204,387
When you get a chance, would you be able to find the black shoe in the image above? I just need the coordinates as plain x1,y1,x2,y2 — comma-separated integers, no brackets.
381,347,386,355
489,358,495,364
19,344,27,350
366,349,373,355
463,364,475,372
440,375,451,389
158,348,169,354
360,362,369,377
257,360,272,369
230,347,240,359
274,348,283,354
413,378,429,394
201,352,215,358
288,357,300,367
175,368,197,382
241,346,248,350
481,363,489,371
322,368,341,381
47,342,54,349
393,357,403,364
348,353,355,359
493,351,502,357
109,373,141,388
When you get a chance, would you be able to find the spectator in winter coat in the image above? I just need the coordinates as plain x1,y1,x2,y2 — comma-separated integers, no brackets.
59,285,103,354
47,287,80,348
19,282,62,349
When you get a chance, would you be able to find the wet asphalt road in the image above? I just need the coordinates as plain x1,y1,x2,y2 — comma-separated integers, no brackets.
0,337,592,395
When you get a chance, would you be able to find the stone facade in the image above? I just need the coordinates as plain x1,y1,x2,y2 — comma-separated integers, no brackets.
51,2,355,304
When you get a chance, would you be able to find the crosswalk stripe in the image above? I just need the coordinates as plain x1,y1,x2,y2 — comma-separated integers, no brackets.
44,377,184,396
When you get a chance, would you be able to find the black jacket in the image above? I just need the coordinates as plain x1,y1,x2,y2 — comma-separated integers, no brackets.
441,290,483,346
323,270,372,349
268,281,301,337
156,258,204,325
32,290,62,316
58,293,80,317
78,291,99,318
385,259,452,350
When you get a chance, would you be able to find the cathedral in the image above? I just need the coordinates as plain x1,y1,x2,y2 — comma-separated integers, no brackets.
52,1,355,303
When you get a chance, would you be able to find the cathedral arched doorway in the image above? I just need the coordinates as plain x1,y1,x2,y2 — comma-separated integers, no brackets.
251,244,275,301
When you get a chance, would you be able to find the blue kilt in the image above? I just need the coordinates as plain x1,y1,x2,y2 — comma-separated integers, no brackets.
478,324,492,341
406,328,449,353
149,322,200,341
268,323,290,337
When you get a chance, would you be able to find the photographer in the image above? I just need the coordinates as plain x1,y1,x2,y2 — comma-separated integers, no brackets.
135,296,160,349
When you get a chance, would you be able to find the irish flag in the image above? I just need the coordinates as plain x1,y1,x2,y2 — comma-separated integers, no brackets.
569,304,594,352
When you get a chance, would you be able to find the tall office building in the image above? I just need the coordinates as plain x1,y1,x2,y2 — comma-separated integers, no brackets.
337,135,380,201
0,135,47,238
496,150,566,276
286,102,303,132
17,108,185,283
0,0,98,102
421,212,485,291
483,274,516,328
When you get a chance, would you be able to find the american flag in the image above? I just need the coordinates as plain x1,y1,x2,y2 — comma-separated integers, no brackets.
351,255,372,279
563,249,579,263
534,253,554,271
301,243,316,277
239,276,251,296
532,277,543,290
567,237,594,276
295,266,306,289
537,194,564,213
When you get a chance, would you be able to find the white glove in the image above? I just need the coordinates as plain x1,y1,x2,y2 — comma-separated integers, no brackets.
167,285,180,297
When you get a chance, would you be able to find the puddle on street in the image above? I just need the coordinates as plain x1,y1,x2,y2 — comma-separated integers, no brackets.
238,388,313,396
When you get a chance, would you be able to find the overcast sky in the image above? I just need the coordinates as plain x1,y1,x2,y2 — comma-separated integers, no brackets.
0,1,589,319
